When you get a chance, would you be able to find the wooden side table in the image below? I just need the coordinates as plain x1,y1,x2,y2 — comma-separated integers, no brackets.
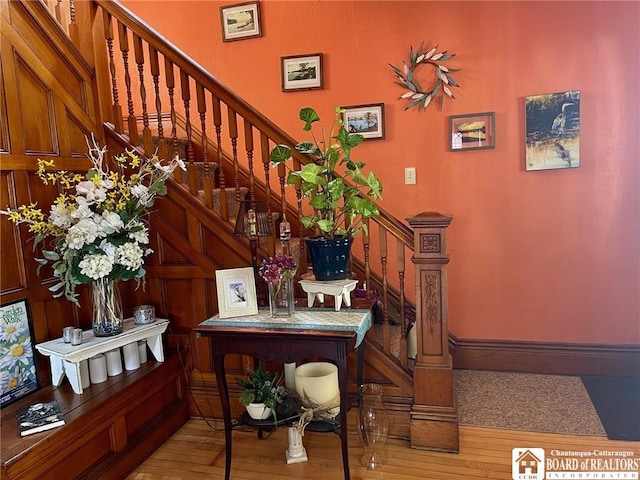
195,308,371,480
35,319,169,394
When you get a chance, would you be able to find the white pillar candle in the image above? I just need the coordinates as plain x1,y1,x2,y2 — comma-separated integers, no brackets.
284,362,296,391
89,354,107,384
122,342,141,371
138,340,148,364
295,362,340,417
79,359,90,388
105,349,123,376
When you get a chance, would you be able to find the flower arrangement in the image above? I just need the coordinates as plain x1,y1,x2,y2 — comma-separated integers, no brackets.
258,254,297,285
0,135,185,305
237,363,287,420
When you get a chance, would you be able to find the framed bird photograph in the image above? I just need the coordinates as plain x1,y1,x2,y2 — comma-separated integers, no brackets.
525,90,580,171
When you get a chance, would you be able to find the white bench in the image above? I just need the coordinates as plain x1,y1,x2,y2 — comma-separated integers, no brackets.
35,319,169,394
298,279,358,311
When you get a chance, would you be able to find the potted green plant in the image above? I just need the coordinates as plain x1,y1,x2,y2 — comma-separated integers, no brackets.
237,363,286,421
270,106,383,280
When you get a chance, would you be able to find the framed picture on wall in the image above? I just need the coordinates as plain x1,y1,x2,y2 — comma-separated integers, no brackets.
215,267,258,318
0,299,40,407
525,90,580,171
341,103,385,140
281,53,323,92
449,112,495,151
220,1,262,42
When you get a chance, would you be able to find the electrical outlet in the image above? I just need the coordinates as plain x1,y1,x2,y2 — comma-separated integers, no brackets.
405,167,416,185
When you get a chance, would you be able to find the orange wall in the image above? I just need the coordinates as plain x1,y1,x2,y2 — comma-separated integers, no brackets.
123,1,639,345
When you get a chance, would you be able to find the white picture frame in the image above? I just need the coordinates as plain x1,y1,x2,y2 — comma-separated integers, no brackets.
215,267,258,318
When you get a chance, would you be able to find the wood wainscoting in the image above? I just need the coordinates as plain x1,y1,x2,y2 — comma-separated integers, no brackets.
451,335,640,377
1,350,189,480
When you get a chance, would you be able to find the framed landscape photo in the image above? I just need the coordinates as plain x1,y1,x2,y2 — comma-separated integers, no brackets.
220,1,262,42
342,103,385,140
215,267,258,318
281,53,323,92
449,112,495,151
0,299,40,407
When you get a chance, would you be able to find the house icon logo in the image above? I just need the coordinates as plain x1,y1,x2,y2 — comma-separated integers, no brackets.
512,448,545,480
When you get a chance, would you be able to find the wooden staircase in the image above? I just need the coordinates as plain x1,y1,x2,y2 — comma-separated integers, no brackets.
0,0,459,452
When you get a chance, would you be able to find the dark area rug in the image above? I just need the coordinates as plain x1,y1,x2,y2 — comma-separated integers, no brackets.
581,376,640,441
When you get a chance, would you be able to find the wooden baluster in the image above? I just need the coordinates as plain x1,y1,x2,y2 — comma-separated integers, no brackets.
164,58,184,184
397,239,408,369
68,0,78,45
117,21,138,145
103,13,123,133
243,119,255,200
197,83,213,209
260,133,275,250
54,0,63,25
363,218,371,297
379,228,390,354
148,46,167,161
180,69,197,196
133,34,153,155
211,94,228,220
227,107,240,205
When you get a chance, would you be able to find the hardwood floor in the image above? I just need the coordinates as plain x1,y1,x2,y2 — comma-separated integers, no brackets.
127,414,640,479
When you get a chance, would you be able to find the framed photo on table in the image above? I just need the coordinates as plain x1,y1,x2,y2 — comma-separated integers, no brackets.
0,299,40,407
341,103,385,140
449,112,495,151
216,267,258,318
281,53,323,92
220,1,262,42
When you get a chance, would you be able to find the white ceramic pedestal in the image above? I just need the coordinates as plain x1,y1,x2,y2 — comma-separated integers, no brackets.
285,426,308,464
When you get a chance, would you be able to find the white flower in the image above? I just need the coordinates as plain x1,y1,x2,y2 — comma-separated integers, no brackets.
130,184,149,198
78,253,114,279
117,242,144,270
49,204,71,229
98,238,117,259
66,217,100,249
127,221,149,244
99,211,124,236
76,181,107,205
70,203,93,220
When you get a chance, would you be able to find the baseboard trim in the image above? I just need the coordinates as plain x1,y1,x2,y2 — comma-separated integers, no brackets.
450,336,640,376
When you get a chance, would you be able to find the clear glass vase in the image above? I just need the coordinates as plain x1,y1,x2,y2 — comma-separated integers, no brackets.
92,278,124,336
359,383,389,469
267,276,294,317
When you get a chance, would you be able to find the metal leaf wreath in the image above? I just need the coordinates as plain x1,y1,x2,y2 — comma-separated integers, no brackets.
390,42,460,111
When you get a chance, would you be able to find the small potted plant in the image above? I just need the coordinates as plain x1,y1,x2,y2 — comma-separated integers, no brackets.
270,106,383,280
237,363,286,421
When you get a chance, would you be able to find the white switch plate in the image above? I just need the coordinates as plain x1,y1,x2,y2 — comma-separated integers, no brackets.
405,167,416,185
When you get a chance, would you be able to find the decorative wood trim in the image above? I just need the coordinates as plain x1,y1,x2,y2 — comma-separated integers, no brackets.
450,335,640,377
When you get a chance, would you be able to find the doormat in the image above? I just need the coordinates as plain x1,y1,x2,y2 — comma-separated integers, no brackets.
581,375,640,441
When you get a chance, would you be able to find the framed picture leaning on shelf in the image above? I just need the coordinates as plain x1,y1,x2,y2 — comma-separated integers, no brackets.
0,299,40,407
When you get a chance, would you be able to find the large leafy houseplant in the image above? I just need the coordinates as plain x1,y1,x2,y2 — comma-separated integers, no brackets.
269,106,383,239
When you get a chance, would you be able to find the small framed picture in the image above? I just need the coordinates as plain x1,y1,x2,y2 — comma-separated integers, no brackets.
341,103,385,140
220,1,262,42
449,112,495,151
1,299,40,407
215,267,258,318
281,53,323,92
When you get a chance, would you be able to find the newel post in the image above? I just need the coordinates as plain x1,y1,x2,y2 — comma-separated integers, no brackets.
407,212,459,453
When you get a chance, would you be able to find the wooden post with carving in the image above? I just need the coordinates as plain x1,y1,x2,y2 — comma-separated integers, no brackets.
407,212,459,452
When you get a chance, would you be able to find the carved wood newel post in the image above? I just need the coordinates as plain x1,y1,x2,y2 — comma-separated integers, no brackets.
407,212,459,453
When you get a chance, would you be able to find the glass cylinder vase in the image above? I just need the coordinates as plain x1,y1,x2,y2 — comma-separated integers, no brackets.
267,276,294,317
92,277,123,337
359,383,389,469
